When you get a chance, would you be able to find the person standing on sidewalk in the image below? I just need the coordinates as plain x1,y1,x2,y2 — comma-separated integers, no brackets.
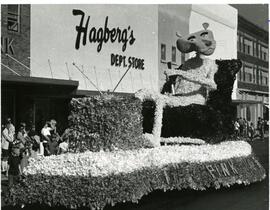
17,122,31,172
41,121,52,156
238,117,244,136
234,119,240,137
257,117,265,139
249,122,255,140
7,146,22,187
1,119,15,175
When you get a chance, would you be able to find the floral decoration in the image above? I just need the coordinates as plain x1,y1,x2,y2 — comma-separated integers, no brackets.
24,141,251,177
5,141,265,210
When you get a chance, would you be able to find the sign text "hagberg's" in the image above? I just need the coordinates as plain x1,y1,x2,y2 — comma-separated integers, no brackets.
73,9,136,53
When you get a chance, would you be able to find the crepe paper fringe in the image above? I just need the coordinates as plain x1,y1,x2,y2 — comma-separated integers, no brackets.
5,154,265,210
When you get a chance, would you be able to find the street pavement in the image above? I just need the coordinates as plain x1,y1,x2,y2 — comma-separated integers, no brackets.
1,137,269,210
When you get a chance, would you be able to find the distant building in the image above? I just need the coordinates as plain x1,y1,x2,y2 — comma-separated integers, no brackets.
235,15,269,126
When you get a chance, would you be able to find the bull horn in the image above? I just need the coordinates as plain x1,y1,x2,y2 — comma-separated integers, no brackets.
176,32,182,38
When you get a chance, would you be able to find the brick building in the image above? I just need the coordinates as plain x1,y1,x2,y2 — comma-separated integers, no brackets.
235,15,269,126
1,5,30,76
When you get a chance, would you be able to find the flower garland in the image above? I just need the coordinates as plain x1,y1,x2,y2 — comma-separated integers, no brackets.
5,141,266,210
143,133,206,145
24,141,251,177
161,136,206,145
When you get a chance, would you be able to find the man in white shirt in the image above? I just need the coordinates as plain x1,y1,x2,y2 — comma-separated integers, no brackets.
1,120,15,173
40,121,52,156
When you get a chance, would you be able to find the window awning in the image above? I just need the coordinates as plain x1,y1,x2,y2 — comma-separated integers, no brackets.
2,74,78,87
232,99,262,105
1,74,79,98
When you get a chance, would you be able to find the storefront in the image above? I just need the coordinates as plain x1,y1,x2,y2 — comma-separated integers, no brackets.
1,74,79,133
1,4,238,133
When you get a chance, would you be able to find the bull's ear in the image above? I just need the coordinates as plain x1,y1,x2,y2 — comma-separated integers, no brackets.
176,38,193,53
176,32,182,38
202,22,209,30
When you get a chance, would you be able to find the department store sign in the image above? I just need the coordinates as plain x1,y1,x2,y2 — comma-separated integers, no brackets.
73,9,145,70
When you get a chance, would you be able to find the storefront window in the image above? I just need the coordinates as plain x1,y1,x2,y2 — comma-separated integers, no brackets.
238,69,242,81
244,38,252,56
253,68,256,83
171,46,176,63
243,64,253,83
261,45,268,61
7,5,20,32
264,77,268,86
253,42,257,57
237,34,240,51
242,66,245,82
161,44,166,61
239,36,243,52
246,106,251,121
249,73,252,82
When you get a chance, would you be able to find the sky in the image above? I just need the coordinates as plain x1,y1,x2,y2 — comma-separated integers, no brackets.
230,4,269,31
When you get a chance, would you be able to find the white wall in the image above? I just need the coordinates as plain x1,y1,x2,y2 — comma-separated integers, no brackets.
31,5,239,95
158,5,191,90
31,5,159,93
190,5,238,99
190,5,238,60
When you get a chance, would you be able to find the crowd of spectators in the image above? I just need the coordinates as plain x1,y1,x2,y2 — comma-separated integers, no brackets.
233,117,268,139
1,118,69,187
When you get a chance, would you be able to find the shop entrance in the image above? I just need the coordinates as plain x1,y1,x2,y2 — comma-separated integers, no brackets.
34,97,70,134
1,75,79,134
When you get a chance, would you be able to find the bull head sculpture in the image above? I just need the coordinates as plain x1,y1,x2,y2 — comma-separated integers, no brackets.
176,23,216,56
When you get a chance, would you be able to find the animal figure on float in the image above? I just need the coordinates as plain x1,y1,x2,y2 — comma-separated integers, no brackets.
135,23,219,145
164,22,218,105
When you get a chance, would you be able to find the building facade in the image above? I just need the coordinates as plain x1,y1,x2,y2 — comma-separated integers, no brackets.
1,4,30,76
235,15,269,126
1,5,79,133
1,4,238,133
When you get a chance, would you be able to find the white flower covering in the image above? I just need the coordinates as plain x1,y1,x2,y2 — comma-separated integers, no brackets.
134,58,218,146
136,89,205,145
165,58,218,92
143,133,205,145
161,136,206,145
24,141,251,177
135,89,205,107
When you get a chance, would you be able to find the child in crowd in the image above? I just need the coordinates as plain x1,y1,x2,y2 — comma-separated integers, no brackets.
49,119,61,155
58,138,69,154
249,122,255,140
28,125,40,158
16,122,31,171
7,146,22,187
234,119,240,137
58,128,70,154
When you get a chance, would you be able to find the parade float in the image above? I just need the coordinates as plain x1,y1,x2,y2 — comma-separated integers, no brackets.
5,23,266,210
